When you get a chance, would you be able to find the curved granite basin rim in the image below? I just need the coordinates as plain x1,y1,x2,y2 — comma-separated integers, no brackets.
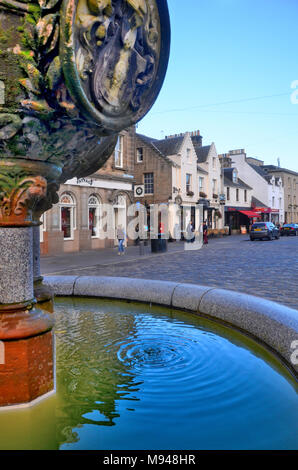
44,275,298,379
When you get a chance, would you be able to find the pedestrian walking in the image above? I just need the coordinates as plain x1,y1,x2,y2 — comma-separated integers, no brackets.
203,220,208,245
117,224,125,255
186,221,194,243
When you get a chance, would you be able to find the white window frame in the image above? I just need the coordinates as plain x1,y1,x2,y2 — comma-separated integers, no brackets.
144,172,154,195
199,177,204,192
136,147,144,163
59,192,76,241
115,135,124,168
186,173,192,193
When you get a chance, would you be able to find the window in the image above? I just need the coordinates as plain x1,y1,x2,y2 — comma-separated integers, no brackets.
199,177,204,191
186,173,192,193
136,147,143,163
60,192,76,240
114,135,124,168
272,196,275,208
144,173,154,194
236,188,239,201
212,179,217,193
187,148,191,160
88,195,101,238
232,170,237,183
244,190,247,202
212,157,216,169
227,187,230,201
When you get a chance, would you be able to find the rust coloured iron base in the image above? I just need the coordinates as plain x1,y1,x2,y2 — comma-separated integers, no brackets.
0,330,54,407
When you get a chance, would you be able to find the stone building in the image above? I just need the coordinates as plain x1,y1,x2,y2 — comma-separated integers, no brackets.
222,167,254,230
133,130,224,238
40,127,136,255
219,151,285,227
246,158,284,224
194,142,225,229
261,165,298,224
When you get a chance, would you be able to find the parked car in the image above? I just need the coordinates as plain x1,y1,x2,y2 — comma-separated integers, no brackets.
250,222,280,241
280,223,298,236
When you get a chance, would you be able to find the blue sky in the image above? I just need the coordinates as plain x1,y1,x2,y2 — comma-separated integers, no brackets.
137,0,298,171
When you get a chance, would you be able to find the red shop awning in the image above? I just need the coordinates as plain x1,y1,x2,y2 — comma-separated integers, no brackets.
239,210,261,218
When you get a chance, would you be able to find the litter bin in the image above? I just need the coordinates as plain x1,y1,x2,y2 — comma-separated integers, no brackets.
151,234,168,253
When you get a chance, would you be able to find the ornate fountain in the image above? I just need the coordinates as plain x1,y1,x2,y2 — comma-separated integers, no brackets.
0,0,170,406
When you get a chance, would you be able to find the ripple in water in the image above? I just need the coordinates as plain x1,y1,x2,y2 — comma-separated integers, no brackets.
0,298,296,451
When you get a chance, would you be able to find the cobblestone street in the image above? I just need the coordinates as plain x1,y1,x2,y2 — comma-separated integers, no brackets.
42,234,298,310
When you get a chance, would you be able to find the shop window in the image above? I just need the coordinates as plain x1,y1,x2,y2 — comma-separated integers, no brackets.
88,194,101,238
60,192,76,240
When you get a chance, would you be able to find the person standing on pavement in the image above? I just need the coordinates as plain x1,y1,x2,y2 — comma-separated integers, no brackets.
203,220,208,245
117,224,126,255
186,221,193,243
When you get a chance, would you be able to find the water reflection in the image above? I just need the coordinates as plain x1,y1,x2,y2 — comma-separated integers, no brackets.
0,298,297,450
55,299,141,445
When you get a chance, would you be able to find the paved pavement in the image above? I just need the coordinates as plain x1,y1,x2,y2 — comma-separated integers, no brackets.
41,234,298,310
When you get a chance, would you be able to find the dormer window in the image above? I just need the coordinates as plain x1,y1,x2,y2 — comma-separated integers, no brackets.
232,170,238,183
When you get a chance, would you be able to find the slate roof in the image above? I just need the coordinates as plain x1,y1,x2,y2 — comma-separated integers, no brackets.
261,164,298,177
251,196,268,208
136,134,181,167
192,144,211,163
223,168,252,190
153,136,184,156
247,162,268,181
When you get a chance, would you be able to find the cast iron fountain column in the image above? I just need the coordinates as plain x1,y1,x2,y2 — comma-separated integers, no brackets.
0,0,170,406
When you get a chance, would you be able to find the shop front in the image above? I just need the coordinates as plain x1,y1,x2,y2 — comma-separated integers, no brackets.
225,207,261,232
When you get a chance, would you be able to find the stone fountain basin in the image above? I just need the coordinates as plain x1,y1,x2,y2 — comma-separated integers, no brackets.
45,276,298,379
0,278,297,450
